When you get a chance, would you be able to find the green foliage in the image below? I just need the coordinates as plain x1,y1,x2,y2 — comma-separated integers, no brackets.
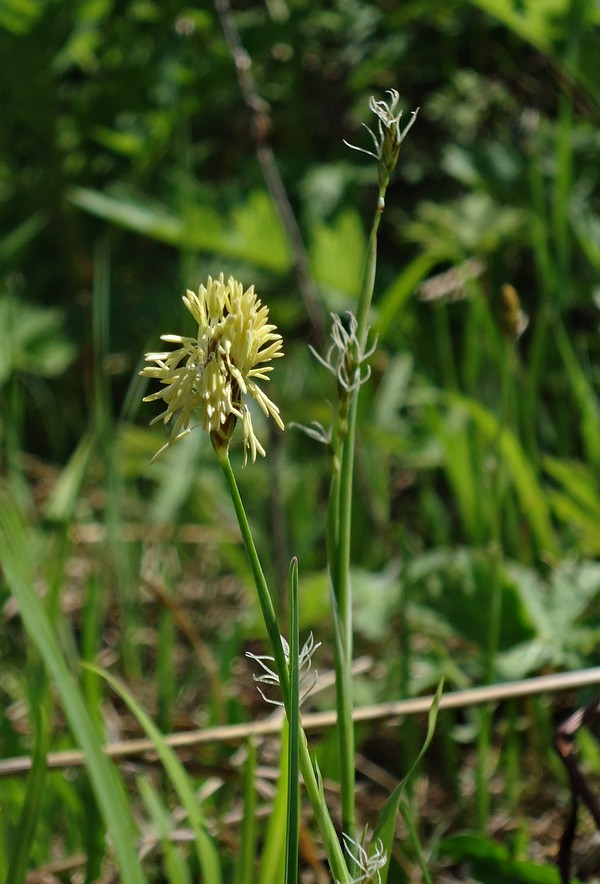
92,665,222,882
0,296,75,385
0,495,146,883
4,706,48,884
440,833,562,883
0,0,599,879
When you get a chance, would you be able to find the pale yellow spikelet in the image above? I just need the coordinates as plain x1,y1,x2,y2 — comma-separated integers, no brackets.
141,274,283,463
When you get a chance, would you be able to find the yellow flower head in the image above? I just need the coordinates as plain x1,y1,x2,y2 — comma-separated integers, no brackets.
141,274,284,464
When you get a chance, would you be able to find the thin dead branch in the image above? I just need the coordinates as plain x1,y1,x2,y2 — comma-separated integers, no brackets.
554,693,600,883
1,666,599,778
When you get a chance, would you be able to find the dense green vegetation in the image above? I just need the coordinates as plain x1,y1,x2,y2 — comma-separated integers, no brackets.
1,0,600,880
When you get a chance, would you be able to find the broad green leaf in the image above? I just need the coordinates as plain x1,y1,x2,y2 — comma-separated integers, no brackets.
0,296,76,384
441,833,561,882
230,190,291,272
0,0,44,34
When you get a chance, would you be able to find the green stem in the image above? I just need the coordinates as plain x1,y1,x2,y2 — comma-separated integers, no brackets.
356,185,386,347
285,559,300,884
327,180,389,842
214,442,351,882
214,442,289,702
399,799,433,884
331,392,358,841
476,336,514,831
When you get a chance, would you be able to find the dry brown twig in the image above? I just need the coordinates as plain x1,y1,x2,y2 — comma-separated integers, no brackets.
2,667,600,778
554,693,600,883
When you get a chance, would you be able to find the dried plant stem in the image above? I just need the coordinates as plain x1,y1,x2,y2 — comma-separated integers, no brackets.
2,668,598,778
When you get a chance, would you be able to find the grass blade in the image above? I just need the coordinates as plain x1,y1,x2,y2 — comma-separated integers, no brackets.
90,665,222,884
258,723,289,884
0,494,147,884
374,679,444,884
285,558,300,884
235,740,257,884
138,775,192,884
5,706,49,884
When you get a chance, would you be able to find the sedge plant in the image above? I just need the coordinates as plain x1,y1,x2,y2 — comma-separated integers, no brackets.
140,92,434,882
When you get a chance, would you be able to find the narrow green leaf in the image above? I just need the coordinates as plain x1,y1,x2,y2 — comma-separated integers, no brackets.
0,212,47,264
285,558,300,884
376,252,440,341
69,187,292,271
445,393,559,555
137,775,192,884
43,431,96,521
69,187,187,245
258,723,289,884
5,706,49,884
374,679,444,884
398,799,433,884
90,665,222,884
235,740,257,884
0,496,146,884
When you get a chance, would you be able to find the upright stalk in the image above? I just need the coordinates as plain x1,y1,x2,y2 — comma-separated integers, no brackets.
328,185,385,842
214,443,351,883
328,95,419,841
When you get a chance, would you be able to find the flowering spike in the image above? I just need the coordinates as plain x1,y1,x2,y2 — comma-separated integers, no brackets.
140,274,284,464
336,829,387,883
246,633,321,707
309,311,376,395
344,89,419,187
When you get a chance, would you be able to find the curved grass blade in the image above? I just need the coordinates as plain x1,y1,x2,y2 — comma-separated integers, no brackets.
89,665,222,884
446,392,559,555
374,678,444,884
138,775,192,884
5,706,49,884
0,496,146,884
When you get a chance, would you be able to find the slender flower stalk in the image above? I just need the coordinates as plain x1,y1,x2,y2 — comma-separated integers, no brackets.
324,91,418,842
142,280,351,881
215,444,351,883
